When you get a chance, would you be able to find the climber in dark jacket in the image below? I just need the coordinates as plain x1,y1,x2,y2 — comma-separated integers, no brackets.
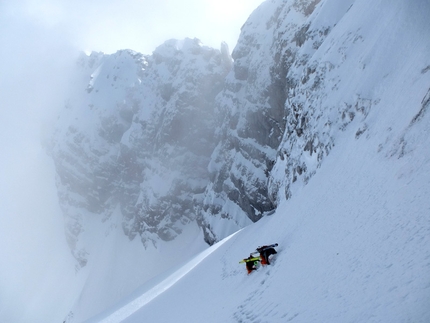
257,245,277,265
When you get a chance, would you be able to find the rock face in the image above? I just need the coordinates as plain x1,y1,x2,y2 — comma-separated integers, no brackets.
51,49,146,266
119,39,230,244
50,39,231,265
198,0,325,243
51,0,430,265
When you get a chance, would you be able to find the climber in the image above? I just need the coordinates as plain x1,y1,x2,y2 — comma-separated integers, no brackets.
239,254,260,274
245,254,259,274
257,244,277,265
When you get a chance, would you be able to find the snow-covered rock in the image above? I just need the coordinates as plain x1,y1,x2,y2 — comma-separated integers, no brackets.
51,49,147,267
198,0,325,243
50,38,231,267
268,0,430,205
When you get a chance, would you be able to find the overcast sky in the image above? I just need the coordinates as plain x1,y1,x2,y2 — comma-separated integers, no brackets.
1,0,265,55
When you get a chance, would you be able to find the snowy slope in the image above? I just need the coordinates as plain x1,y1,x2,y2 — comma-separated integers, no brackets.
62,210,207,323
89,114,430,322
82,0,430,322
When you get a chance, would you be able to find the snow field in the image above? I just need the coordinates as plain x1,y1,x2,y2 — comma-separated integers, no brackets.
93,118,430,322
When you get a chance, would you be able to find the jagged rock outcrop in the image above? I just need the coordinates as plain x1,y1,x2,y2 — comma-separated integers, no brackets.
51,49,147,266
197,0,324,244
119,39,230,244
50,39,231,265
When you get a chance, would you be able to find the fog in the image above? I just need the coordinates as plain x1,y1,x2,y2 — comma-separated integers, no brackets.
4,0,264,55
0,7,79,321
0,0,264,321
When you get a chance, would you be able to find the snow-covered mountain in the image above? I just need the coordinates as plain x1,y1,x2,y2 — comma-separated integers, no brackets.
50,39,231,266
44,0,430,321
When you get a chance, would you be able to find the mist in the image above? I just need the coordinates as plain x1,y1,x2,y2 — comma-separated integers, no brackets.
3,0,264,55
0,6,80,322
0,0,265,320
